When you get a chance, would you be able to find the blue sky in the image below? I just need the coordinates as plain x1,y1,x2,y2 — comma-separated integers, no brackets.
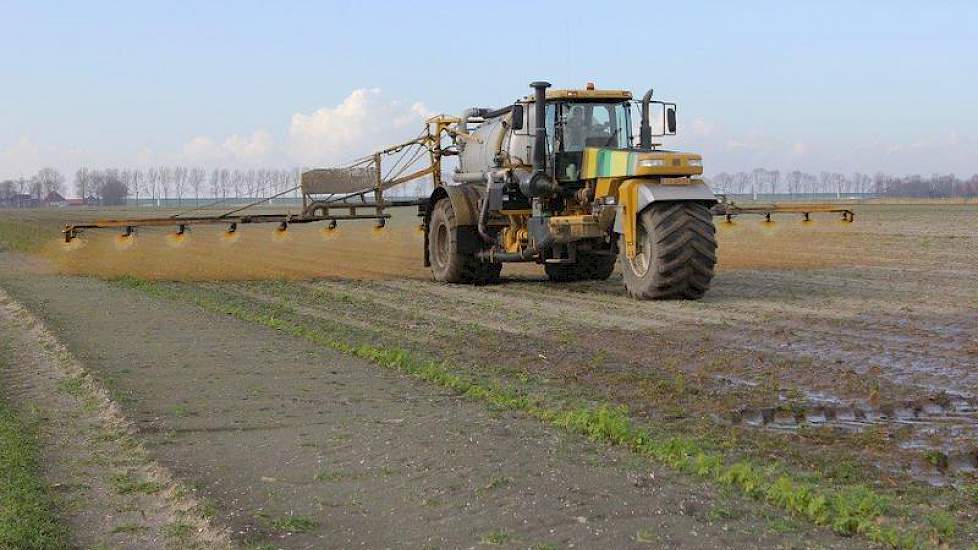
2,0,976,179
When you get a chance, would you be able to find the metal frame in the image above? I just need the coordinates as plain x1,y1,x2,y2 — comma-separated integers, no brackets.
63,116,462,243
711,200,855,223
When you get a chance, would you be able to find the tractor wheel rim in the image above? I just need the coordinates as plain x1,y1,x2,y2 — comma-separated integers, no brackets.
435,223,449,267
629,223,651,277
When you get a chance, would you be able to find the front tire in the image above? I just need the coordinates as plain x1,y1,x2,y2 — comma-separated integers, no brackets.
427,198,500,284
619,202,717,300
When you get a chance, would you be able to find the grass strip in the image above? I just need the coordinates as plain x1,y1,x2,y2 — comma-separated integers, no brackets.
0,369,70,549
0,218,51,254
118,277,949,549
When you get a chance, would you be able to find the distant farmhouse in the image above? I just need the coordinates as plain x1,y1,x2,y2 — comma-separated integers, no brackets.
1,189,99,208
66,196,99,207
44,191,67,207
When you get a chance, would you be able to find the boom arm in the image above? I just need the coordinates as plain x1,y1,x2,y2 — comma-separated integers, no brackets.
63,116,461,243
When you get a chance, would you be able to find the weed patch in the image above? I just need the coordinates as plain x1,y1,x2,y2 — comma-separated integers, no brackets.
262,513,317,534
480,529,513,545
110,472,163,495
110,523,147,535
0,394,69,549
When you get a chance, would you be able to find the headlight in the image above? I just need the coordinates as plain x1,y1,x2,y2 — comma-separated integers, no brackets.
687,159,703,167
639,159,666,168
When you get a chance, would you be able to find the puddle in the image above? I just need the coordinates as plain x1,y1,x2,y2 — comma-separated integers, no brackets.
720,392,978,479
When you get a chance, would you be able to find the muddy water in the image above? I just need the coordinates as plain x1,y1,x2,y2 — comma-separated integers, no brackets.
720,388,978,479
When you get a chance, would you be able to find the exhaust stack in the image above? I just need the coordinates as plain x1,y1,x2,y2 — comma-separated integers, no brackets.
530,81,551,173
640,87,654,149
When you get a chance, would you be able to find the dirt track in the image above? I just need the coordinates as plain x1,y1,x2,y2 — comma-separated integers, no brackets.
0,260,860,549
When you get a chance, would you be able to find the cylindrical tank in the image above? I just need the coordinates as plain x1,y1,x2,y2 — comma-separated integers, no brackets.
457,116,508,177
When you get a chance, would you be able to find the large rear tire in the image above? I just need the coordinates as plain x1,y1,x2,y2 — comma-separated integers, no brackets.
428,198,500,284
545,250,616,282
619,202,716,300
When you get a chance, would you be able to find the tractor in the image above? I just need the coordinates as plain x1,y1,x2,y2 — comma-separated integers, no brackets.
63,80,853,300
425,81,716,299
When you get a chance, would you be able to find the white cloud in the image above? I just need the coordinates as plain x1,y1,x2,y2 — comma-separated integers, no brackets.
182,136,219,161
223,130,273,162
287,89,430,165
173,89,429,169
179,130,275,166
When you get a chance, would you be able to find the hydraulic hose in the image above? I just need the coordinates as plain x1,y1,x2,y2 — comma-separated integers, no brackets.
477,175,496,245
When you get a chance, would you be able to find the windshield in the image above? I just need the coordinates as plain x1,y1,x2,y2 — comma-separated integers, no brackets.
559,101,631,151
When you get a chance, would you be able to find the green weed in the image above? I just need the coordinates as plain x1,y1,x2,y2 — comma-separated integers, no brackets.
266,514,317,533
56,375,85,397
634,528,656,543
162,522,194,544
110,523,146,534
925,510,956,541
480,530,512,545
0,397,70,549
110,472,163,495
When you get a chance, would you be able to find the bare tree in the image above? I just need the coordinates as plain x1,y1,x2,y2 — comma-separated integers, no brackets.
33,167,65,199
131,169,142,207
209,169,220,200
0,180,14,200
74,168,91,199
159,166,172,206
173,166,188,206
189,167,206,206
146,167,159,206
768,170,780,195
219,168,230,200
29,176,43,200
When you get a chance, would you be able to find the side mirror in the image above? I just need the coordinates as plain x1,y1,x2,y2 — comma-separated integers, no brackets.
510,104,524,130
650,101,678,136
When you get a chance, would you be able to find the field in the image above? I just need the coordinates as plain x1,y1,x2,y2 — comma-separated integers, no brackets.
0,202,976,549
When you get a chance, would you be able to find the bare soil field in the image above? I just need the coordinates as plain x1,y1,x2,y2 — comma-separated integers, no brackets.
0,202,976,548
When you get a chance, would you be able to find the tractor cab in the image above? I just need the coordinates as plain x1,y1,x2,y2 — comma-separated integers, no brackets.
516,85,686,186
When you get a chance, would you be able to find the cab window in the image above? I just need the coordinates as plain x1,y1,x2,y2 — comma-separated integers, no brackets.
559,102,630,151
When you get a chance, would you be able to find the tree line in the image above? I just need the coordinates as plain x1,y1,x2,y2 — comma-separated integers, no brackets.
707,169,978,198
4,166,977,206
73,167,305,206
0,168,66,202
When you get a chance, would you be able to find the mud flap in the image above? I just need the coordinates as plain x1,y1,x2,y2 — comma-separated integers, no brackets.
613,179,717,258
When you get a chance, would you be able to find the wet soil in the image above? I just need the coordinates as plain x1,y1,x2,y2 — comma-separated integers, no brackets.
0,260,861,549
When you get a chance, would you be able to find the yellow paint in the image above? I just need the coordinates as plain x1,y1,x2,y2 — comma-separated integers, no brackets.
594,177,619,199
583,149,599,179
618,179,640,258
611,153,628,175
522,89,632,101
